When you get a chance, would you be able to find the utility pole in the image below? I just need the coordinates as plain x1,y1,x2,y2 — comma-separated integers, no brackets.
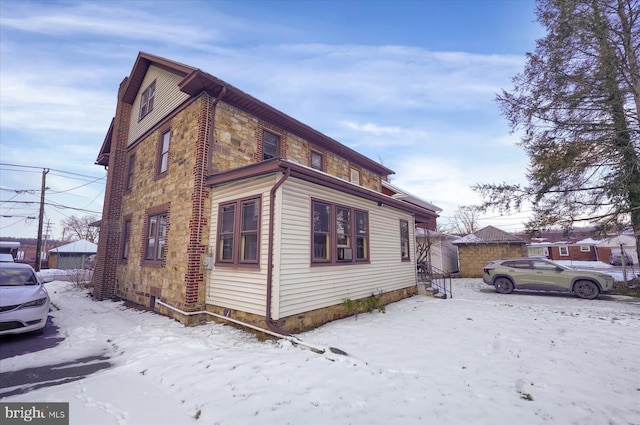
35,168,49,271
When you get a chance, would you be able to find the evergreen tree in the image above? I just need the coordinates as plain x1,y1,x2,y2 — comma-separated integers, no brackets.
474,0,640,259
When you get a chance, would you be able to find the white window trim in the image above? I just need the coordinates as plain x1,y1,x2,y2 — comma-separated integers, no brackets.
559,246,569,256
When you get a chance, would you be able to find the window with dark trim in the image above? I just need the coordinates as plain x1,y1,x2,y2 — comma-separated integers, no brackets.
312,199,369,264
217,197,261,265
145,212,167,262
263,130,279,160
126,154,135,190
311,151,323,170
159,130,170,174
139,81,156,120
122,219,131,260
400,219,410,261
350,167,360,185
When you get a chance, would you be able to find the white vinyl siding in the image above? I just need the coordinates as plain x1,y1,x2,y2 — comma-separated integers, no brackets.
274,178,415,319
206,175,276,316
128,65,190,146
205,174,416,320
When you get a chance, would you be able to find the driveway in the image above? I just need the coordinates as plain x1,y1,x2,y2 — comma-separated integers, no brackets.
0,315,111,399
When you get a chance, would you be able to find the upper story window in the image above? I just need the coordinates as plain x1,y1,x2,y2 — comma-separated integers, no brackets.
311,151,323,171
145,212,167,263
263,130,280,160
159,130,170,174
121,219,131,260
139,81,156,120
350,167,360,185
126,154,135,190
312,199,369,264
217,197,261,265
400,219,410,261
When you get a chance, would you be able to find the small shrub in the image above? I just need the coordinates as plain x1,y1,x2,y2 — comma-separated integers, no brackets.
342,293,386,319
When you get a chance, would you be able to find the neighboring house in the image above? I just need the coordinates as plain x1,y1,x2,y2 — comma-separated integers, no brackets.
48,240,98,270
92,52,440,333
544,238,600,262
452,226,527,278
597,234,638,265
414,229,459,275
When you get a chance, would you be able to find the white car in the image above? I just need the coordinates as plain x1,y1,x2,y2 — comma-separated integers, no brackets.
0,262,51,335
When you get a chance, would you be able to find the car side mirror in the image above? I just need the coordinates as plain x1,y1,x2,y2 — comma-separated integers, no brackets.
555,267,564,272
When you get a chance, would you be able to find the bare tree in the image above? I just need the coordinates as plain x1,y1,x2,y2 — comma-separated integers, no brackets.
61,215,99,243
447,206,481,235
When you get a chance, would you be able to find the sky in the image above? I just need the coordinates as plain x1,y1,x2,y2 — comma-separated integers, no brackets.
2,270,639,424
0,0,545,240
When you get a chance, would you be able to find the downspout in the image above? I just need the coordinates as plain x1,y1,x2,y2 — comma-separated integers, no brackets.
266,166,291,335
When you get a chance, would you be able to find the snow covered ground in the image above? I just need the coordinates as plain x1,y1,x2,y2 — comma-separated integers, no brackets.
1,276,639,425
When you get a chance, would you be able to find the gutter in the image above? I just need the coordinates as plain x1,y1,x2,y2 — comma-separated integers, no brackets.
266,166,291,335
156,299,325,354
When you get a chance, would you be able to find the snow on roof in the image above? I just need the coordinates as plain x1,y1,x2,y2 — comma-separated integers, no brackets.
49,239,97,253
453,225,525,244
575,238,600,245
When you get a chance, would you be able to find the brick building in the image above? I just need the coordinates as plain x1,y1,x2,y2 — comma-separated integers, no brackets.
93,52,440,333
453,225,527,278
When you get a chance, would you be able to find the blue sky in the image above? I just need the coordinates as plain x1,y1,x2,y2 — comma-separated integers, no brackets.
0,0,543,239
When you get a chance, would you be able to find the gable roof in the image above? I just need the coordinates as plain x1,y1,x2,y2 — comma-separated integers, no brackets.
102,51,393,176
453,225,525,244
49,240,98,254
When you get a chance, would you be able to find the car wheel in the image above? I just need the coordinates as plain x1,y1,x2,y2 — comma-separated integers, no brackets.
494,277,514,294
574,280,599,299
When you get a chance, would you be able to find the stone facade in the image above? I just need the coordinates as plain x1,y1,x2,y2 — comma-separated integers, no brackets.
115,97,209,311
457,243,527,278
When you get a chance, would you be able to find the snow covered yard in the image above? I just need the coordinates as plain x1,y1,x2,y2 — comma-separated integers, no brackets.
2,278,639,425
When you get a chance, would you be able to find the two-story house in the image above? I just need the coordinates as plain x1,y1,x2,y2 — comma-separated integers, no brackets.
93,52,439,334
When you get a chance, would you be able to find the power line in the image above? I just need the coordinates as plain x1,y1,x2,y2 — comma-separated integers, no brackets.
0,162,105,180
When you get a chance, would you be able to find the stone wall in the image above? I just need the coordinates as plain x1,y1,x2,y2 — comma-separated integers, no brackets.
116,97,207,311
457,243,527,278
212,101,383,191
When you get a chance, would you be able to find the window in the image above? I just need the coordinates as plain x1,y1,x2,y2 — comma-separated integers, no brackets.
400,220,410,261
311,151,323,170
559,246,569,256
159,130,170,174
532,260,558,271
217,197,261,265
122,220,131,260
503,260,531,269
126,154,135,190
139,81,156,120
350,168,360,185
145,212,167,262
263,130,280,160
312,200,369,264
580,245,590,252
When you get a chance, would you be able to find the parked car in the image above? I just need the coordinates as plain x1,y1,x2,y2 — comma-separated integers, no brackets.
0,253,15,262
482,258,615,299
0,262,51,335
609,252,633,266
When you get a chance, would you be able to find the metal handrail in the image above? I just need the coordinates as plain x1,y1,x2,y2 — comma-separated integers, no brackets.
417,262,453,299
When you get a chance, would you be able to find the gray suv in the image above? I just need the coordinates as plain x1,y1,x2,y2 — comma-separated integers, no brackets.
483,258,615,299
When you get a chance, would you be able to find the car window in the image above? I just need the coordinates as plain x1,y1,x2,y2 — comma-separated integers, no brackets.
503,260,531,269
532,260,559,271
0,268,38,286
